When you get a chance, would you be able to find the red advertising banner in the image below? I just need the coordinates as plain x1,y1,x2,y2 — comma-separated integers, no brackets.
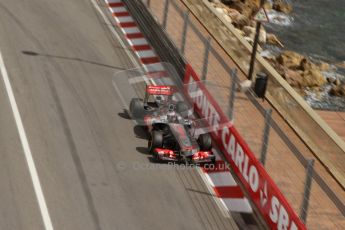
184,64,306,230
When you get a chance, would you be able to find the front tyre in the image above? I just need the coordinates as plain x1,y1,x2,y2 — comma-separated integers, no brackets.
129,98,145,120
148,130,163,154
198,133,212,151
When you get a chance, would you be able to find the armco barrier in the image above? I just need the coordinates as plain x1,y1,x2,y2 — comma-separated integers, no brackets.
184,64,305,230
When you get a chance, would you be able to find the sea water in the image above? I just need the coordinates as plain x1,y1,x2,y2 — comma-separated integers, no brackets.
265,0,345,110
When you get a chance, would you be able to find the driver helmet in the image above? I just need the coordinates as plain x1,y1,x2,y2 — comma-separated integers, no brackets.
167,110,178,123
156,95,167,105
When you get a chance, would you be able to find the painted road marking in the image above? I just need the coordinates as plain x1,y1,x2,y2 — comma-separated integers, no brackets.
116,16,134,23
143,63,165,73
111,6,127,13
135,50,156,59
121,27,140,35
207,171,237,187
128,38,148,46
222,198,253,213
0,52,54,230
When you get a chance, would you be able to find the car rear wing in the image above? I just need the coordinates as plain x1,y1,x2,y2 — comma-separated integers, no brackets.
146,85,174,96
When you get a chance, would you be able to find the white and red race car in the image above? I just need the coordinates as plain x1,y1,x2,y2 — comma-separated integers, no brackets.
129,84,216,164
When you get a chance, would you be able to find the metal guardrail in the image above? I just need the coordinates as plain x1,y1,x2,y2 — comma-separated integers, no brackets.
122,0,345,228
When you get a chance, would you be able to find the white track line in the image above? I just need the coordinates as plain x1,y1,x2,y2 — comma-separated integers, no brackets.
121,27,140,35
196,167,232,218
0,52,54,230
116,16,134,23
128,38,149,46
135,50,156,58
111,6,127,13
206,172,238,187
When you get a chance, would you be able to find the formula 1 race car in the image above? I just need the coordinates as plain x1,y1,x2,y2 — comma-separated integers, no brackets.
129,84,216,164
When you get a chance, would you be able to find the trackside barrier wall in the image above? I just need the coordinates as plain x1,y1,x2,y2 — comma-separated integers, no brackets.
120,0,307,228
184,65,305,229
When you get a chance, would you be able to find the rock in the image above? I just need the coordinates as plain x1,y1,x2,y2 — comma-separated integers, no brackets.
335,78,341,86
242,1,259,18
228,10,242,20
277,51,305,69
209,0,221,3
266,33,284,47
259,27,267,44
317,62,330,71
232,13,250,29
223,14,232,23
243,26,255,37
242,26,266,43
274,64,303,87
227,8,241,15
335,61,345,68
300,58,317,72
272,0,292,14
329,84,345,96
234,28,245,36
213,5,233,23
284,69,303,87
221,0,234,4
264,2,273,10
244,36,254,44
274,64,286,76
327,76,340,85
302,69,326,87
223,0,259,18
249,19,257,27
215,7,227,14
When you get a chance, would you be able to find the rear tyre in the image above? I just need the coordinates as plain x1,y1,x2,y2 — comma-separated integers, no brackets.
176,101,189,118
198,133,212,151
148,130,163,154
130,98,145,119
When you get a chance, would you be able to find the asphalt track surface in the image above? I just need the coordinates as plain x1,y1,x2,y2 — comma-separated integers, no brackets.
0,0,240,229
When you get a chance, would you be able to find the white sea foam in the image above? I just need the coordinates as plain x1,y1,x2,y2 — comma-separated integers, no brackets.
305,69,345,111
267,10,294,26
260,49,275,58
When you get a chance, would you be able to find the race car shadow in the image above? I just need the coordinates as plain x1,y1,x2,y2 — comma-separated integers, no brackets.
21,50,125,70
133,125,148,140
136,147,150,155
118,109,131,120
147,156,168,164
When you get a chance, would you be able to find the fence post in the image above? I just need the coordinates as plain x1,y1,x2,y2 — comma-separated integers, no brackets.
300,159,315,223
260,108,272,166
162,0,170,29
181,11,190,55
201,37,211,80
228,69,237,121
